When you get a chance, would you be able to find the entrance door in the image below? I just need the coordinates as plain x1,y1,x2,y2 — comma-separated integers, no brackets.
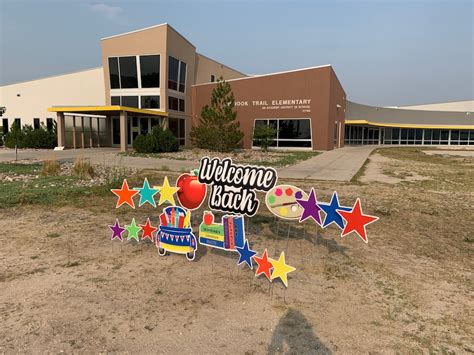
112,117,120,145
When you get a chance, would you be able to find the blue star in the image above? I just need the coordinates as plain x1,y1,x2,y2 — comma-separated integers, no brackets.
235,240,257,269
317,191,352,229
135,178,159,207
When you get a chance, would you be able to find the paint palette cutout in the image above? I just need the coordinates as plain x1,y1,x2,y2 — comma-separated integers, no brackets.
265,185,308,220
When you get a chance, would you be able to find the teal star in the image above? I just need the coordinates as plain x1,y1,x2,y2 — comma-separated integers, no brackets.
125,218,141,242
135,178,159,207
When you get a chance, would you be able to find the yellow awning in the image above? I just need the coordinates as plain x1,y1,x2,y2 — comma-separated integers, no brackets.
48,105,168,117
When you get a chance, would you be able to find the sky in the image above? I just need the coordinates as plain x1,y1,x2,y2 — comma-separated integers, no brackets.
0,0,472,106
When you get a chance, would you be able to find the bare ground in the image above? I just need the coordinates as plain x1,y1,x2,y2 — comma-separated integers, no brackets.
0,148,473,353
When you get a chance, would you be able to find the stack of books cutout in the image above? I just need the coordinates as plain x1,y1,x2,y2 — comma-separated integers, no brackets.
199,215,245,251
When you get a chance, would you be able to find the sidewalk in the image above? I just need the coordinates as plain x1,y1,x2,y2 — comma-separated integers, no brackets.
278,146,375,181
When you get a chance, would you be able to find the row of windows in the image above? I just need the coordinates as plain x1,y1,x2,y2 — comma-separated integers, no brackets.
345,126,474,145
2,118,54,134
168,96,185,112
168,56,187,92
111,95,160,109
252,119,312,148
109,55,160,89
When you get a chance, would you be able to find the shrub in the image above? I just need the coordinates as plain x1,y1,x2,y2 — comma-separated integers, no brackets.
4,123,56,149
133,134,155,153
157,128,179,152
73,158,94,179
253,125,277,152
132,127,179,154
190,77,243,152
42,159,60,176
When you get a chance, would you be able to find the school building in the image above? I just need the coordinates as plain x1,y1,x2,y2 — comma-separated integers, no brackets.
0,23,472,151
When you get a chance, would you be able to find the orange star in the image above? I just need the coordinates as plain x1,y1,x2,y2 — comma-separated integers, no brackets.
111,179,138,209
338,198,379,243
140,218,157,242
254,249,273,281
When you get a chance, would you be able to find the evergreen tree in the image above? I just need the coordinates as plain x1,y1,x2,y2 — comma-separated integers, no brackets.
190,77,243,152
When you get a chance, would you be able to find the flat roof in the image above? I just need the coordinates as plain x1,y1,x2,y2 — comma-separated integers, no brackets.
48,105,168,117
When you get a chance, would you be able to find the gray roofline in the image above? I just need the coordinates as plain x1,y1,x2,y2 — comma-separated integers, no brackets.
397,98,474,107
0,66,103,87
196,52,247,77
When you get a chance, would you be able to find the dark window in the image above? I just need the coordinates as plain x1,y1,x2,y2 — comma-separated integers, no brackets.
34,118,40,129
277,140,312,148
141,96,160,109
179,98,185,112
112,118,120,145
179,62,186,92
46,118,53,131
14,118,21,129
211,75,215,82
108,57,120,89
168,96,182,111
278,119,311,139
168,56,179,91
450,130,459,143
2,118,8,134
424,129,432,141
151,117,162,128
392,128,400,140
119,56,138,88
111,96,121,105
169,117,185,145
433,130,440,141
140,55,160,88
441,130,449,141
121,96,139,108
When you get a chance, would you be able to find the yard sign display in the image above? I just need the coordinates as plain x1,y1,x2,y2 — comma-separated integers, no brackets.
108,156,379,287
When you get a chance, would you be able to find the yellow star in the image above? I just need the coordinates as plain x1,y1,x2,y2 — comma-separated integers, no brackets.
154,177,180,205
269,251,296,287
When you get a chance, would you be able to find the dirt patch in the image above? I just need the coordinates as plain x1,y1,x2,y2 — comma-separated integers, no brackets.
423,150,474,158
1,149,473,353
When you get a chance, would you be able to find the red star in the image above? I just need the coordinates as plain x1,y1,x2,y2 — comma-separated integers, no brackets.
254,249,273,281
111,179,138,209
338,198,379,243
140,218,157,242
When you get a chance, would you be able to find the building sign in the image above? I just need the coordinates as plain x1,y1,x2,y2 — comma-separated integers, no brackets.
235,98,311,113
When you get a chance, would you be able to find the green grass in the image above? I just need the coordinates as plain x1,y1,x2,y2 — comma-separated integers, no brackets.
0,163,42,175
258,151,320,167
0,163,113,209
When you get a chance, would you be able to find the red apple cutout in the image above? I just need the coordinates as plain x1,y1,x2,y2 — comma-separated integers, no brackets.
176,172,207,210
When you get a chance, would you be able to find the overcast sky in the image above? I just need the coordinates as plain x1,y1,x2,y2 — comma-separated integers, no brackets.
0,0,472,106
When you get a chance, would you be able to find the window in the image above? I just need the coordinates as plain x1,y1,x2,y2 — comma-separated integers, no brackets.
46,118,53,131
34,118,40,130
168,96,185,112
2,118,8,134
119,56,138,88
111,96,121,105
211,75,215,83
14,118,21,129
141,96,160,109
140,55,160,88
252,119,311,148
169,117,185,145
168,56,186,92
121,96,139,108
179,62,186,92
108,57,120,89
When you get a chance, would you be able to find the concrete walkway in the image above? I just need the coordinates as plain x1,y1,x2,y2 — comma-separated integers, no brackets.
0,146,375,181
279,146,375,181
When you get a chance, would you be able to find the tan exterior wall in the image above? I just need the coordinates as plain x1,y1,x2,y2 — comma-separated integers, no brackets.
194,53,246,85
0,67,104,128
192,66,346,150
399,100,473,112
101,24,168,109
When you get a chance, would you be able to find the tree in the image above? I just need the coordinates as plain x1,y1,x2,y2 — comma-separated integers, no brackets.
190,77,243,152
253,125,277,152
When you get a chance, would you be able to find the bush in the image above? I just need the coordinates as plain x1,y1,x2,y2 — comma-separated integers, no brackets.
4,123,56,149
156,127,179,152
42,159,60,176
73,158,94,179
133,133,155,153
133,127,179,153
253,125,277,152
